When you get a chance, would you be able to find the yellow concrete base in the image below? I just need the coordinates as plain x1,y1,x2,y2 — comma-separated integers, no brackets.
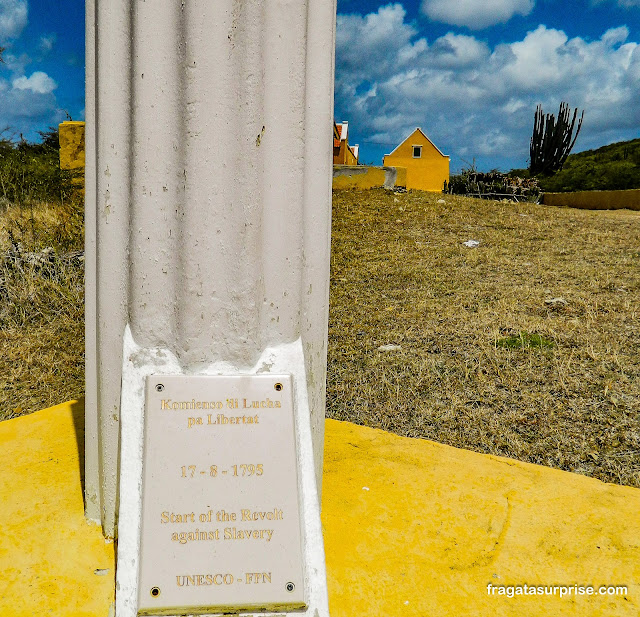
1,402,639,616
0,401,114,616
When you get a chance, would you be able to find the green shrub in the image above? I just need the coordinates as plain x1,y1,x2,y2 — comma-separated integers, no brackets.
538,138,640,192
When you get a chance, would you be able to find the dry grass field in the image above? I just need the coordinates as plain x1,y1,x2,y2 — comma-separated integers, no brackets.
327,189,640,488
1,188,639,488
0,200,84,419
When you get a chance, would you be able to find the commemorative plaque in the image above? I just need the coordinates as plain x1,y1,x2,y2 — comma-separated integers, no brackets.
137,374,306,614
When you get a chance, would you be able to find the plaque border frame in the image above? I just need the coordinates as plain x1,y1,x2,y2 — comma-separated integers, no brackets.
114,329,330,617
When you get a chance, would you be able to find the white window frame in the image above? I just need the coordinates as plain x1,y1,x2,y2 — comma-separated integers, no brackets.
412,145,422,158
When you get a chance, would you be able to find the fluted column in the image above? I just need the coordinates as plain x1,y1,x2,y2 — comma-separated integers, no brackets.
86,0,335,549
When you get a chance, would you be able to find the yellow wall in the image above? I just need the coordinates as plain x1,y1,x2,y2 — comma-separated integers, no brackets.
383,129,449,192
333,165,407,190
543,189,640,211
334,140,358,165
344,146,357,166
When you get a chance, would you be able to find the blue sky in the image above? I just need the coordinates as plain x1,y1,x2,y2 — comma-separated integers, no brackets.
336,0,640,170
0,0,83,142
0,1,638,171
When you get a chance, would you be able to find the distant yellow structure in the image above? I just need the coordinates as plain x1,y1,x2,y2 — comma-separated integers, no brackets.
58,121,85,171
58,121,85,192
383,128,449,192
333,121,359,165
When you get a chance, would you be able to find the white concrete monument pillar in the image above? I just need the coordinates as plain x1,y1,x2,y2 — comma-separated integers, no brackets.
86,1,336,615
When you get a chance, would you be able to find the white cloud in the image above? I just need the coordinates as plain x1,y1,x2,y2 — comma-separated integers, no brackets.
0,3,64,138
628,45,640,82
430,33,490,68
4,51,30,76
336,4,426,82
498,26,571,89
0,0,27,39
335,5,640,170
38,33,57,55
0,75,58,129
13,71,57,94
421,0,534,30
602,25,629,46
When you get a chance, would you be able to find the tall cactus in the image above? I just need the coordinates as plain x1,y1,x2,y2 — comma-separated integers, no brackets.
529,102,584,175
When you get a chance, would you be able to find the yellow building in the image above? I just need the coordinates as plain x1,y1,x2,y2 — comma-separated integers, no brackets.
383,128,449,192
333,121,359,166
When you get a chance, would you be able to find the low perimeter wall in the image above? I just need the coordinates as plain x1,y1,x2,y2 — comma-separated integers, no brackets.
333,165,406,190
542,189,640,211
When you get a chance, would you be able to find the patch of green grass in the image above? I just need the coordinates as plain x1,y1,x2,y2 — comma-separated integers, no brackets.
496,331,554,349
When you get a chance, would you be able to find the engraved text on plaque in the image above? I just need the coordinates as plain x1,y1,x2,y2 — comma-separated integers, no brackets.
137,374,306,614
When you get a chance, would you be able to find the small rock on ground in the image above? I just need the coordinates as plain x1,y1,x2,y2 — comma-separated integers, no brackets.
377,344,402,352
